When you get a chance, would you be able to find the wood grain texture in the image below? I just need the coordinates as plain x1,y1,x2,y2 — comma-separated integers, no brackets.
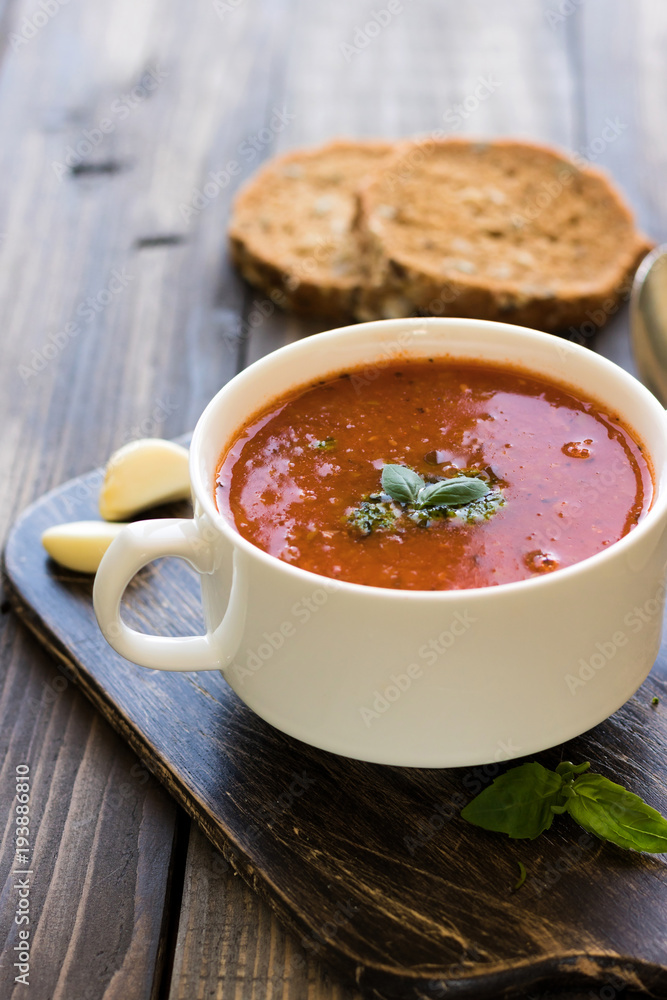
0,0,276,995
570,0,667,375
168,824,361,1000
2,0,667,997
0,610,178,1000
5,467,667,999
169,830,656,1000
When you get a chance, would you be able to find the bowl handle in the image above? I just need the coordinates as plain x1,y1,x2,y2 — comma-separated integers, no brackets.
93,518,242,670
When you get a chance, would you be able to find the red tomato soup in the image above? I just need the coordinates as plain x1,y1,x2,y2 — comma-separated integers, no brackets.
215,360,653,590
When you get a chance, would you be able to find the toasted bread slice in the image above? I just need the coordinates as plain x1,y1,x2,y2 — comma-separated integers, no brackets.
228,139,394,319
355,138,652,331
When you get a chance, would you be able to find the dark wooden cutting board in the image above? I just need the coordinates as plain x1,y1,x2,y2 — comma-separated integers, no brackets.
4,456,667,1000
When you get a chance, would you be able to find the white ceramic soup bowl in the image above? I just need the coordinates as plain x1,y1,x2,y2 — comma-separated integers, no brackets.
93,318,667,767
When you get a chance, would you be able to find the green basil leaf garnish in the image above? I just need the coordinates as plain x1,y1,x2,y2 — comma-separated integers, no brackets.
460,762,564,840
381,464,424,504
565,774,667,854
380,464,492,510
416,476,490,509
348,463,503,537
462,760,667,856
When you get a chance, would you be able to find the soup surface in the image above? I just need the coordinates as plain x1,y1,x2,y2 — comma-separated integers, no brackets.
215,360,652,590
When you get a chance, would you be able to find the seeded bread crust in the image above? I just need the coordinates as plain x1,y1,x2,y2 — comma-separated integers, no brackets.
354,137,652,331
228,139,394,320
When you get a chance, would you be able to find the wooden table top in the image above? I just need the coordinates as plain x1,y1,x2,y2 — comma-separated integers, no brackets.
0,1,665,998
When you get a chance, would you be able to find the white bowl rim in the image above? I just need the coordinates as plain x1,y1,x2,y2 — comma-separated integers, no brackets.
190,317,667,602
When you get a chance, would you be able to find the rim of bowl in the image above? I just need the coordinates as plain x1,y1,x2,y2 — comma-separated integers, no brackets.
190,318,667,602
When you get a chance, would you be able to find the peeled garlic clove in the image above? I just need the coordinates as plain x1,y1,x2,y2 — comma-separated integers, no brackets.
42,521,127,574
99,439,190,521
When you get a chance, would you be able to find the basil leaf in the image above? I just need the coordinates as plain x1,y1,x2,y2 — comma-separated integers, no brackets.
566,774,667,853
461,762,564,840
381,464,424,504
417,477,491,509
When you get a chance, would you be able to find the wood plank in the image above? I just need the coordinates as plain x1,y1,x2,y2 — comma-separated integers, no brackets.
0,0,260,530
0,611,178,1000
562,0,664,374
168,824,361,1000
0,0,295,995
